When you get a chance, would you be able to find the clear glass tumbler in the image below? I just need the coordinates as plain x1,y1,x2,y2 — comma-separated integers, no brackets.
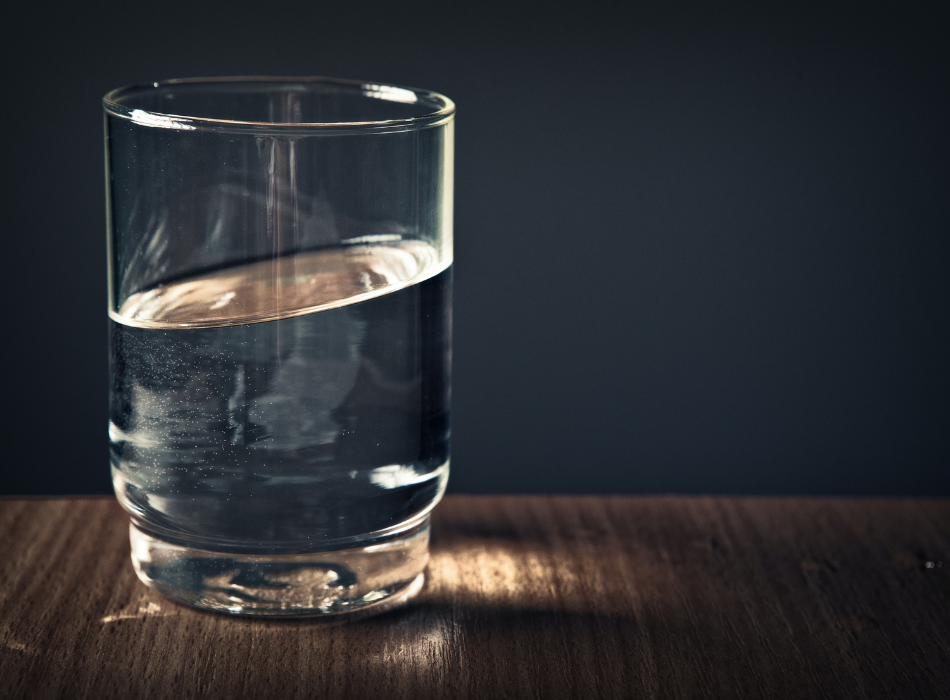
104,77,454,616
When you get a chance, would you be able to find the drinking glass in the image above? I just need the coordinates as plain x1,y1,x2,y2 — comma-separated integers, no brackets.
104,77,454,616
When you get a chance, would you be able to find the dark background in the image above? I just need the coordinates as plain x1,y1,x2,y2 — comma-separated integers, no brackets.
2,1,947,496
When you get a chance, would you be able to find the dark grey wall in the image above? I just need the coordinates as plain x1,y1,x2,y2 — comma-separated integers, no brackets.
2,1,948,496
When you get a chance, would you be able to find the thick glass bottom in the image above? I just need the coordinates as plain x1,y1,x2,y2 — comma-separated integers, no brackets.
128,518,430,617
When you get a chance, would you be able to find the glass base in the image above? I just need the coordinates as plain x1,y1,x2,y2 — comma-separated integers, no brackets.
128,518,430,617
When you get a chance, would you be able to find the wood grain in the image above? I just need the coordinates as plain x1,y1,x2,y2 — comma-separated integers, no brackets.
1,496,948,699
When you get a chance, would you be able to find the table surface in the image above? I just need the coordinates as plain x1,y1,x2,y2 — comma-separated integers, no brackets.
1,496,948,699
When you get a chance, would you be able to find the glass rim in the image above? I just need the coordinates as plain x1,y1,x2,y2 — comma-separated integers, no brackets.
103,76,456,134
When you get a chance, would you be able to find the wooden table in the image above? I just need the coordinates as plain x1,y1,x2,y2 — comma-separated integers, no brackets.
1,496,948,699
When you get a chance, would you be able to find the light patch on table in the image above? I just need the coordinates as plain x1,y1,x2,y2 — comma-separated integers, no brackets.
101,599,171,623
425,539,653,614
3,638,32,654
429,544,530,601
363,616,451,670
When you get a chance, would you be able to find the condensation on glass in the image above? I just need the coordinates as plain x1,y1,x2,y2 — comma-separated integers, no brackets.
105,77,454,616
